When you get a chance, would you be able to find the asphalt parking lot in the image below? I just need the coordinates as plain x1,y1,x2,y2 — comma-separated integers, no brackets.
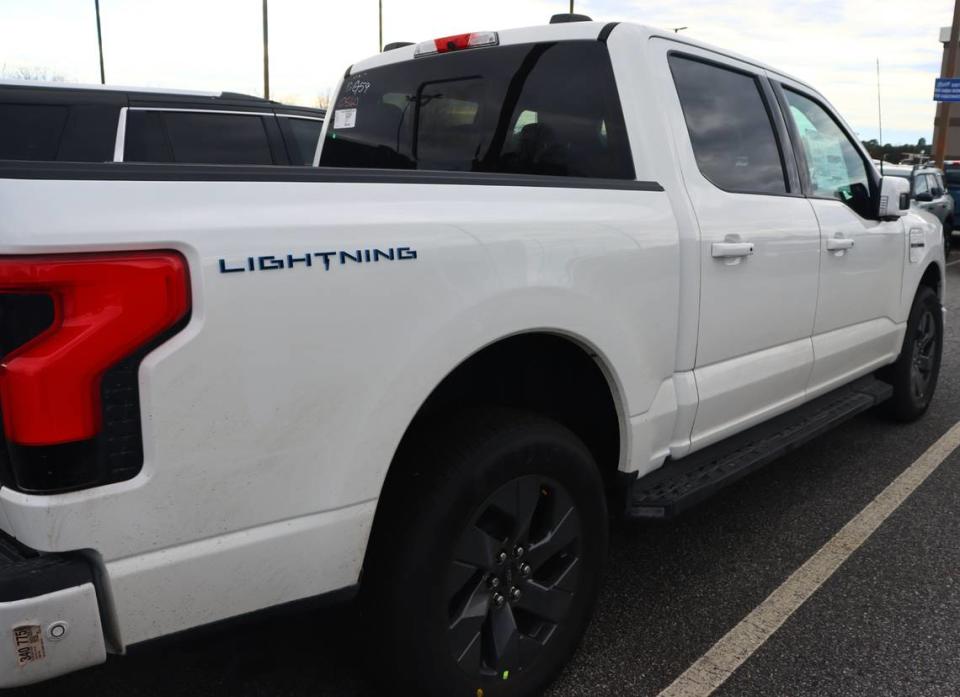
14,258,960,697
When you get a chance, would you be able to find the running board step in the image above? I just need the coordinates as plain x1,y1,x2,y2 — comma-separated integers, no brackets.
627,377,893,520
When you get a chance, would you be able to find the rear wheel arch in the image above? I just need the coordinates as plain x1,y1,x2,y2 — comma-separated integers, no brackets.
364,332,626,568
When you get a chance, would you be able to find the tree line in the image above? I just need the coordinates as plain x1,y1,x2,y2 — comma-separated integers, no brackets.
861,138,930,163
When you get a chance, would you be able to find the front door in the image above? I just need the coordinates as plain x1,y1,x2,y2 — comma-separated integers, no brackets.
774,82,905,395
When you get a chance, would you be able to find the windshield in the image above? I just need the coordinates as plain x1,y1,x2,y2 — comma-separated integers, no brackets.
319,41,634,180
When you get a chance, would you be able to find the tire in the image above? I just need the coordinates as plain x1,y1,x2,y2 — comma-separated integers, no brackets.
362,409,608,697
884,285,943,421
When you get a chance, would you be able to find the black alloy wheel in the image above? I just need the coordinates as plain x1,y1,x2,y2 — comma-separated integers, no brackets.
884,285,943,421
909,305,938,403
446,475,582,679
363,409,608,697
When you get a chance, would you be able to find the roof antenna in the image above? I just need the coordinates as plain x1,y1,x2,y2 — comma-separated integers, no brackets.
877,57,884,175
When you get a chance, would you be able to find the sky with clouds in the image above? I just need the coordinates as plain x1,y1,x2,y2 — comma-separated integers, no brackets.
0,0,952,145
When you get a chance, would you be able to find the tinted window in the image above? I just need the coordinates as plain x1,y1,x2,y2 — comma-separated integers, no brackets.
58,105,119,162
125,110,273,165
782,89,873,218
0,104,69,160
124,111,169,162
282,117,323,165
668,56,787,195
320,41,634,179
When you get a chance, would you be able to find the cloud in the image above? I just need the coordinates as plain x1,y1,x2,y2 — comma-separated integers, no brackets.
579,0,948,143
0,0,947,143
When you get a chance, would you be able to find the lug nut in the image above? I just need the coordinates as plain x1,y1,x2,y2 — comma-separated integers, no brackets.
510,587,522,601
488,576,501,589
513,546,525,559
520,563,531,577
497,551,509,564
493,592,506,607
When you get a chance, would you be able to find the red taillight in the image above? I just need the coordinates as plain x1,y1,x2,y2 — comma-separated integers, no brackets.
414,31,499,57
0,252,190,447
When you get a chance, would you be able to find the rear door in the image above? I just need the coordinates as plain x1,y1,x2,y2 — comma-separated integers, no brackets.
772,80,905,395
651,41,822,449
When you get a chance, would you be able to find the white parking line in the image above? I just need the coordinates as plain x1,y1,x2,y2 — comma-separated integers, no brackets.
946,258,960,267
657,421,960,697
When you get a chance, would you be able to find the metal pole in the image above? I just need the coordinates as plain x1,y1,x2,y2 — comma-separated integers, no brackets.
934,0,960,165
379,0,383,51
876,58,884,173
262,0,270,99
569,0,574,13
95,0,105,84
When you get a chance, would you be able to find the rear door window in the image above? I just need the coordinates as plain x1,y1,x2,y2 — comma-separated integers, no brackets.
0,104,69,160
124,110,274,165
668,55,788,195
320,41,634,179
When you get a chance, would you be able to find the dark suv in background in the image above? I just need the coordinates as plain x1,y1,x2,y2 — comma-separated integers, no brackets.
943,160,960,209
0,80,325,166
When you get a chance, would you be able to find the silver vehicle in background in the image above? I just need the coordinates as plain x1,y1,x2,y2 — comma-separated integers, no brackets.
881,164,955,255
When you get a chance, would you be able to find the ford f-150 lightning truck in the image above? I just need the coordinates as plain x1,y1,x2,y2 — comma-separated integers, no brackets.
0,15,944,697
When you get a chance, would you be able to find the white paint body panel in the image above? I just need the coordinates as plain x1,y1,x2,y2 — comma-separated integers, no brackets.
0,178,679,646
0,20,943,673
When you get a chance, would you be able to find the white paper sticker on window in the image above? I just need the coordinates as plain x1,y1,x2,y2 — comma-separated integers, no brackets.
334,109,357,129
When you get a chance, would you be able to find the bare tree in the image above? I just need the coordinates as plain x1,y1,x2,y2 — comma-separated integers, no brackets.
0,64,68,82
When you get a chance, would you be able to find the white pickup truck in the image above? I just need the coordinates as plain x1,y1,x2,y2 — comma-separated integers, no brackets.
0,16,945,697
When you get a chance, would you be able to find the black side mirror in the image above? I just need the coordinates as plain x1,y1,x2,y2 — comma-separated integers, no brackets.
915,191,934,203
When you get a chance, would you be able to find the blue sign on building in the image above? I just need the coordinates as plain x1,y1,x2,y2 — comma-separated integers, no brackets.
934,78,960,102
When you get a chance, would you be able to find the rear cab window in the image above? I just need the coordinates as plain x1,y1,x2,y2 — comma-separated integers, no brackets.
319,41,635,180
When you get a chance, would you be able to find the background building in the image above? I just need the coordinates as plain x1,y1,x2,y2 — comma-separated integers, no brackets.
934,25,960,161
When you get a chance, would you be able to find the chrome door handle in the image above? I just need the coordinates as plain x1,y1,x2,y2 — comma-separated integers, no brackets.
826,238,855,251
711,242,755,258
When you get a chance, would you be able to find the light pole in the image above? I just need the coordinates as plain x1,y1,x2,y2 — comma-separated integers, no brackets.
379,0,383,51
94,0,105,84
262,0,270,99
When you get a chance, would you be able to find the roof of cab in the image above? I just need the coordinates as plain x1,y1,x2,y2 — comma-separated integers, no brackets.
346,20,815,95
